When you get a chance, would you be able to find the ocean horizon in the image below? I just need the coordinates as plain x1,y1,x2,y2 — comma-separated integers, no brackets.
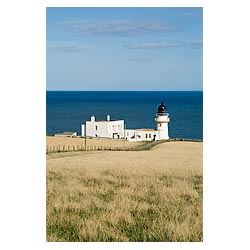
46,91,203,140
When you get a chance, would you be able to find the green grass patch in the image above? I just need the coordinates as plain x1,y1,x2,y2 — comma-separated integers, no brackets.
78,177,102,187
47,220,81,242
47,171,63,182
95,189,115,202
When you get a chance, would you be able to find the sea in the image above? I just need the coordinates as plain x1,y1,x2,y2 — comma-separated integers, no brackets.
46,91,203,140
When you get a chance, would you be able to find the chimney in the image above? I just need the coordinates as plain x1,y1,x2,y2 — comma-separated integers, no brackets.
91,115,95,122
107,114,110,121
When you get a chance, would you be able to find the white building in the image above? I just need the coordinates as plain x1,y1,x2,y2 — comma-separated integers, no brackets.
81,102,170,142
81,114,124,139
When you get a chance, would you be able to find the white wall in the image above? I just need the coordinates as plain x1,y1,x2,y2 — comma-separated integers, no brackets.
84,119,124,138
86,121,108,138
107,120,124,138
157,123,169,140
126,129,159,142
81,124,85,136
156,114,170,140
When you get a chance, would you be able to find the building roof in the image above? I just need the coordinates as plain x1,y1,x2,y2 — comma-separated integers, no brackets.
87,119,124,123
126,128,157,132
62,132,76,135
136,128,157,132
55,132,76,136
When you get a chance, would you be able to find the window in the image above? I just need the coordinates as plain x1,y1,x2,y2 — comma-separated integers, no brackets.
149,134,151,138
95,126,98,130
146,133,148,138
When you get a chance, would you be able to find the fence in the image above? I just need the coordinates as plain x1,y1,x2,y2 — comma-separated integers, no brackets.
46,138,203,154
46,144,134,154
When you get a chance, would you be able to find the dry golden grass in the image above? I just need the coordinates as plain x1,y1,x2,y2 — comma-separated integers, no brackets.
46,141,203,242
46,136,142,150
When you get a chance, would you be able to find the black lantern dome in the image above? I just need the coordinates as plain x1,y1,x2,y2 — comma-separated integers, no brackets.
157,102,167,115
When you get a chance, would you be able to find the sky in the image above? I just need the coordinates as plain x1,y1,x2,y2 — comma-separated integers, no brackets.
46,7,203,91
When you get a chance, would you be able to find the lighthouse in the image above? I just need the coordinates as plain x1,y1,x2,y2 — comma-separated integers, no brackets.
81,102,170,141
155,102,170,140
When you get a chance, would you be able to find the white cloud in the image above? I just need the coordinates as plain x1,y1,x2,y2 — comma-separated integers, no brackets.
125,42,178,49
53,19,175,37
183,40,203,49
47,45,83,54
124,40,203,50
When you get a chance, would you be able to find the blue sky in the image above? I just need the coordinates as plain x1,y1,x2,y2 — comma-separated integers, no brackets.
46,7,203,91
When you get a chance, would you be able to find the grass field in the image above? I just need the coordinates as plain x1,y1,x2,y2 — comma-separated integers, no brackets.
46,136,142,150
46,141,203,242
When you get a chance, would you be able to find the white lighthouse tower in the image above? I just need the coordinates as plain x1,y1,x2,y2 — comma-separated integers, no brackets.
155,102,170,140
